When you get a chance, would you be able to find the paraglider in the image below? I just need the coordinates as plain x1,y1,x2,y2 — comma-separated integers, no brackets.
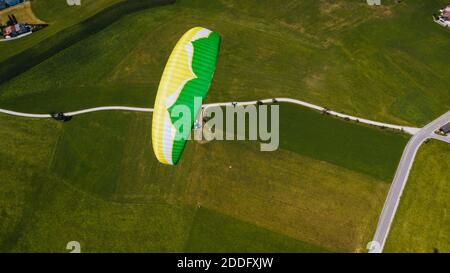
151,27,221,165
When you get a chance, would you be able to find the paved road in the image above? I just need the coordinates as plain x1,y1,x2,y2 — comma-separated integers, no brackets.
0,98,420,134
1,98,448,253
65,106,152,116
204,97,420,135
430,134,450,144
0,106,152,118
0,108,52,118
368,111,450,253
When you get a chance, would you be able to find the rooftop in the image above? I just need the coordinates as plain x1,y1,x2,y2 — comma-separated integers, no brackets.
440,123,450,133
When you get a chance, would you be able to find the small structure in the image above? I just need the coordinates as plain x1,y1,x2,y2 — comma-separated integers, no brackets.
367,0,381,6
1,12,40,41
441,5,450,18
434,4,450,28
439,123,450,135
1,22,31,39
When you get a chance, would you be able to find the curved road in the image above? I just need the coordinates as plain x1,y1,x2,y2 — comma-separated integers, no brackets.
66,106,153,116
0,106,152,118
205,98,420,134
0,97,420,134
1,98,448,253
368,110,450,253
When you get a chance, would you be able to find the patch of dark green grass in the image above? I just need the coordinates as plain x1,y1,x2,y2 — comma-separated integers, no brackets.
278,103,409,181
185,208,328,253
0,0,175,83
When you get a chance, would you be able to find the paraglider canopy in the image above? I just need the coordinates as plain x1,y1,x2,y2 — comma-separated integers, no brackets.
151,27,221,165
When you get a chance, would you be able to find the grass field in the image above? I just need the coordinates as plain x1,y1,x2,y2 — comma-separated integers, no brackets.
0,103,402,252
185,141,389,252
0,0,448,252
0,116,60,248
279,103,408,181
0,0,174,83
0,0,123,62
185,208,327,253
384,140,450,253
1,0,449,125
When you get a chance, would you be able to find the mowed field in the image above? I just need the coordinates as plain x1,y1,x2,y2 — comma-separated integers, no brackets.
384,140,450,253
1,0,450,125
0,0,447,252
0,103,407,252
0,0,123,62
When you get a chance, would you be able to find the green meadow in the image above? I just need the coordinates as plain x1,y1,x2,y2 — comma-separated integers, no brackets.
385,140,450,253
0,105,401,252
279,103,408,181
1,0,449,124
0,0,448,252
0,0,123,63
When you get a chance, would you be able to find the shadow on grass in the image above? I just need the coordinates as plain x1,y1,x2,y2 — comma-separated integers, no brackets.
0,0,175,84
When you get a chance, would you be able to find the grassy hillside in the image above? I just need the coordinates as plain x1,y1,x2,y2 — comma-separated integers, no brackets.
185,208,327,253
0,116,60,248
0,101,401,252
1,115,319,253
0,0,175,83
0,0,122,61
0,0,448,252
279,103,408,181
384,140,450,253
1,0,449,125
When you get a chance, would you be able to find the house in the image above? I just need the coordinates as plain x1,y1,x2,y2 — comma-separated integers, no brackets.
441,5,450,18
434,5,450,27
439,123,450,134
2,25,14,36
2,22,31,39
